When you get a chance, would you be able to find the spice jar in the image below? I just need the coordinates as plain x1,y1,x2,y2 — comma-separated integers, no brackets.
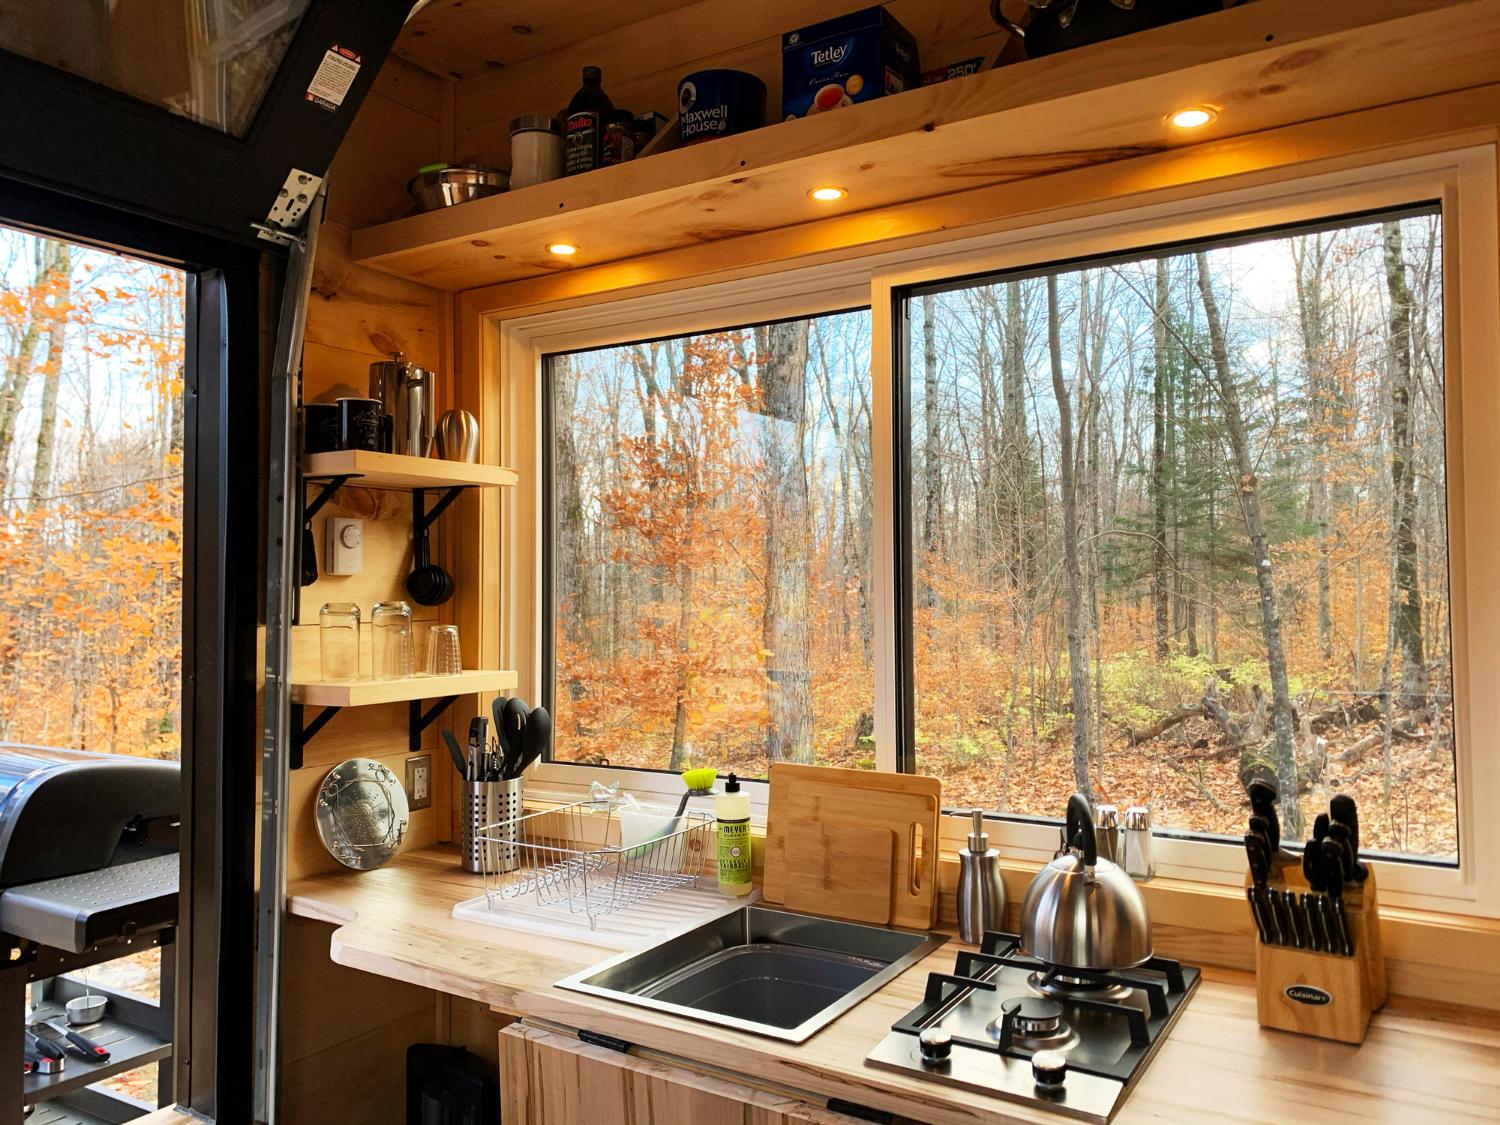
509,115,564,190
602,110,637,166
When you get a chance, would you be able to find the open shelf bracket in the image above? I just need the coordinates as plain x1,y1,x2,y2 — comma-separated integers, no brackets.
413,486,465,540
410,696,459,753
302,474,352,527
291,702,342,770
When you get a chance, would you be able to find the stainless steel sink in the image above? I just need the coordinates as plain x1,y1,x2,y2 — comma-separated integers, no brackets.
555,905,945,1042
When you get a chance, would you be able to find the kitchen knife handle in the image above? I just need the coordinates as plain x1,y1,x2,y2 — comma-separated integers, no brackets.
1246,886,1270,944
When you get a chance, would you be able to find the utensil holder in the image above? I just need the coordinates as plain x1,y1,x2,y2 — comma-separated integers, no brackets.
1252,862,1385,1044
462,777,522,874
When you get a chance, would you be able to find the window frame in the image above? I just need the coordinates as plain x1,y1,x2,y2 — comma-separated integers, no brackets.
498,143,1500,916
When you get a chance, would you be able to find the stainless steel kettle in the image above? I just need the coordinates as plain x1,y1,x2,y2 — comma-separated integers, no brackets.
1020,793,1153,970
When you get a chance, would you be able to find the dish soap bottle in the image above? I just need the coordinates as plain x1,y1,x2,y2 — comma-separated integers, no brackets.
957,808,1006,943
563,66,614,176
715,773,752,897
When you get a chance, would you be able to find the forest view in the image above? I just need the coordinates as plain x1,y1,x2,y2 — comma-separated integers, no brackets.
550,207,1456,861
0,224,183,759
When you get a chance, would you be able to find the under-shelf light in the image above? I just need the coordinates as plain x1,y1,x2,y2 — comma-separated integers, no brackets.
547,241,578,256
808,186,848,202
1167,106,1217,130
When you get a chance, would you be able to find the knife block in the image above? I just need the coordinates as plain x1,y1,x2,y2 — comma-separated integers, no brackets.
1252,862,1386,1044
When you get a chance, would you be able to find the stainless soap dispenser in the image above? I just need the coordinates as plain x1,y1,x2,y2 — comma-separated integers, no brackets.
957,808,1006,944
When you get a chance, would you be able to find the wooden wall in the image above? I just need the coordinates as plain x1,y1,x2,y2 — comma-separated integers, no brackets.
281,53,488,1125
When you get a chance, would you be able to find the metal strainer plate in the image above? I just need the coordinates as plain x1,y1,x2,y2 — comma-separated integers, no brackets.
314,757,410,870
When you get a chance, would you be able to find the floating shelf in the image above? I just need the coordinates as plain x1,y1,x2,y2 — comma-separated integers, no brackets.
346,1,1500,292
303,450,517,490
291,669,518,708
289,670,519,765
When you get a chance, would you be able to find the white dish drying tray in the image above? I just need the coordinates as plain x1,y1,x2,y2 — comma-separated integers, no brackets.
452,885,760,951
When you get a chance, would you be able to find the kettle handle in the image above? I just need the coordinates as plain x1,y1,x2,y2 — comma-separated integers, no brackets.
988,0,1026,38
1066,792,1097,867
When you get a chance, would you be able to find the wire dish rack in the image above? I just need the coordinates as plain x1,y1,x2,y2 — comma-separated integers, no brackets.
478,798,714,929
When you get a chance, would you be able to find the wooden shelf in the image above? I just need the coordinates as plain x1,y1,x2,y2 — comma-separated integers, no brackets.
303,449,517,490
348,0,1500,292
290,669,518,708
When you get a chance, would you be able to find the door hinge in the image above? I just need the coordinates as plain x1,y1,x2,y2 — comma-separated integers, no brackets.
578,1029,632,1053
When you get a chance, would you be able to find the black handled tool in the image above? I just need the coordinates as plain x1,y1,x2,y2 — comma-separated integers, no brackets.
1301,892,1327,953
1244,834,1280,945
44,1019,109,1063
1320,839,1354,956
1329,794,1368,883
1302,839,1324,892
1326,822,1357,886
507,705,550,779
441,728,468,780
466,716,488,783
1245,886,1271,944
24,1029,66,1072
1313,812,1330,843
1247,779,1281,852
497,696,530,776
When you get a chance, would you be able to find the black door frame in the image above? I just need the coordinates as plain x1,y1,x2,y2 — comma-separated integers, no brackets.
0,175,265,1120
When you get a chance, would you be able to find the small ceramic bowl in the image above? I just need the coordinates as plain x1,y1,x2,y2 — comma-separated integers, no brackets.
66,994,107,1025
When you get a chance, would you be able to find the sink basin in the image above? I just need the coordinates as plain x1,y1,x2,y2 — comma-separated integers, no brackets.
555,905,945,1042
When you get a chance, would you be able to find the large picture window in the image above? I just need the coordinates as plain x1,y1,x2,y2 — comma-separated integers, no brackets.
904,208,1456,862
546,310,874,777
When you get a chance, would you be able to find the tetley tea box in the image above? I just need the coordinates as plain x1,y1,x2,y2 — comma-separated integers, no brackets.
781,6,920,120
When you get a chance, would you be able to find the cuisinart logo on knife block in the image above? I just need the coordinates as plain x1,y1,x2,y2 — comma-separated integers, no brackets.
1284,984,1333,1006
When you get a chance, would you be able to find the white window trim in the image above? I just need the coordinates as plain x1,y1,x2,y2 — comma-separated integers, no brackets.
497,143,1500,917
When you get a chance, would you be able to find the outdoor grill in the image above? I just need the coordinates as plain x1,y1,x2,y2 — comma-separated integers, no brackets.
0,744,180,1125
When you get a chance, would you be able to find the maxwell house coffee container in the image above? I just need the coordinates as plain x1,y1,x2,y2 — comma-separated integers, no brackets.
781,6,919,121
677,69,767,144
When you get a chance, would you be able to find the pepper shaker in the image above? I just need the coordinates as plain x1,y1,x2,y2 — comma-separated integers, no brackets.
957,808,1007,944
1122,805,1156,881
1094,803,1122,866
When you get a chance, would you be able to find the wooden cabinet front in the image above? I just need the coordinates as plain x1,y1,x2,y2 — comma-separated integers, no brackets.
499,1023,869,1125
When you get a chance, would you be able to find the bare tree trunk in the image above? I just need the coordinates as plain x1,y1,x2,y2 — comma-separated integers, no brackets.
1294,236,1335,660
760,321,815,763
1195,252,1301,833
921,294,941,612
1151,258,1171,657
1382,221,1427,709
1048,276,1092,797
29,243,70,505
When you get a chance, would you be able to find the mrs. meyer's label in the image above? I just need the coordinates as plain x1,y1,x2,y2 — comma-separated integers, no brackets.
564,111,602,176
717,817,752,888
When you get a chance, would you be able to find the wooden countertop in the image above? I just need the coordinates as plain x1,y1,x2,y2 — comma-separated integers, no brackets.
288,846,1500,1124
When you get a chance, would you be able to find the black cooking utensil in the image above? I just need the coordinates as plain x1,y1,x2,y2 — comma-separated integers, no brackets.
1247,779,1280,852
441,728,468,780
1244,834,1279,945
1248,814,1274,856
1326,822,1357,887
508,705,550,778
1320,839,1353,955
1302,839,1324,892
406,517,453,606
45,1019,109,1063
496,697,530,776
25,1028,66,1067
1329,793,1368,883
467,716,488,782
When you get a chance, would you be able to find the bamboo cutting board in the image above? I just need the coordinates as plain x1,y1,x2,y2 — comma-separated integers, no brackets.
764,764,942,929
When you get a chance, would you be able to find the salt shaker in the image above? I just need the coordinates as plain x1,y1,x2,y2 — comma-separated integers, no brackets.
1094,803,1122,866
957,809,1006,944
1122,805,1156,880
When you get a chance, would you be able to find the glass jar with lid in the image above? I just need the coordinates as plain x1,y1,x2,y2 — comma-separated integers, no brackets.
509,115,564,190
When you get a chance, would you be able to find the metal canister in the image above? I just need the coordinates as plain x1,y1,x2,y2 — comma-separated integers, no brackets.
1122,805,1156,881
1093,803,1122,866
400,362,433,457
367,351,434,457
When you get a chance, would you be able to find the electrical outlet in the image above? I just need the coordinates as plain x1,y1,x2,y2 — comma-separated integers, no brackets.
326,516,363,575
406,755,432,810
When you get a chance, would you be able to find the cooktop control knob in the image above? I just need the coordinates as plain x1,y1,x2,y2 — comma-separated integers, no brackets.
1032,1049,1067,1093
918,1027,953,1066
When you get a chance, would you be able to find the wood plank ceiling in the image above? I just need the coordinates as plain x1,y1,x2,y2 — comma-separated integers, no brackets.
394,0,706,80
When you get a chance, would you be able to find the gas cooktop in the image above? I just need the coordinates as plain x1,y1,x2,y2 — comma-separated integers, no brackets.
865,931,1199,1123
